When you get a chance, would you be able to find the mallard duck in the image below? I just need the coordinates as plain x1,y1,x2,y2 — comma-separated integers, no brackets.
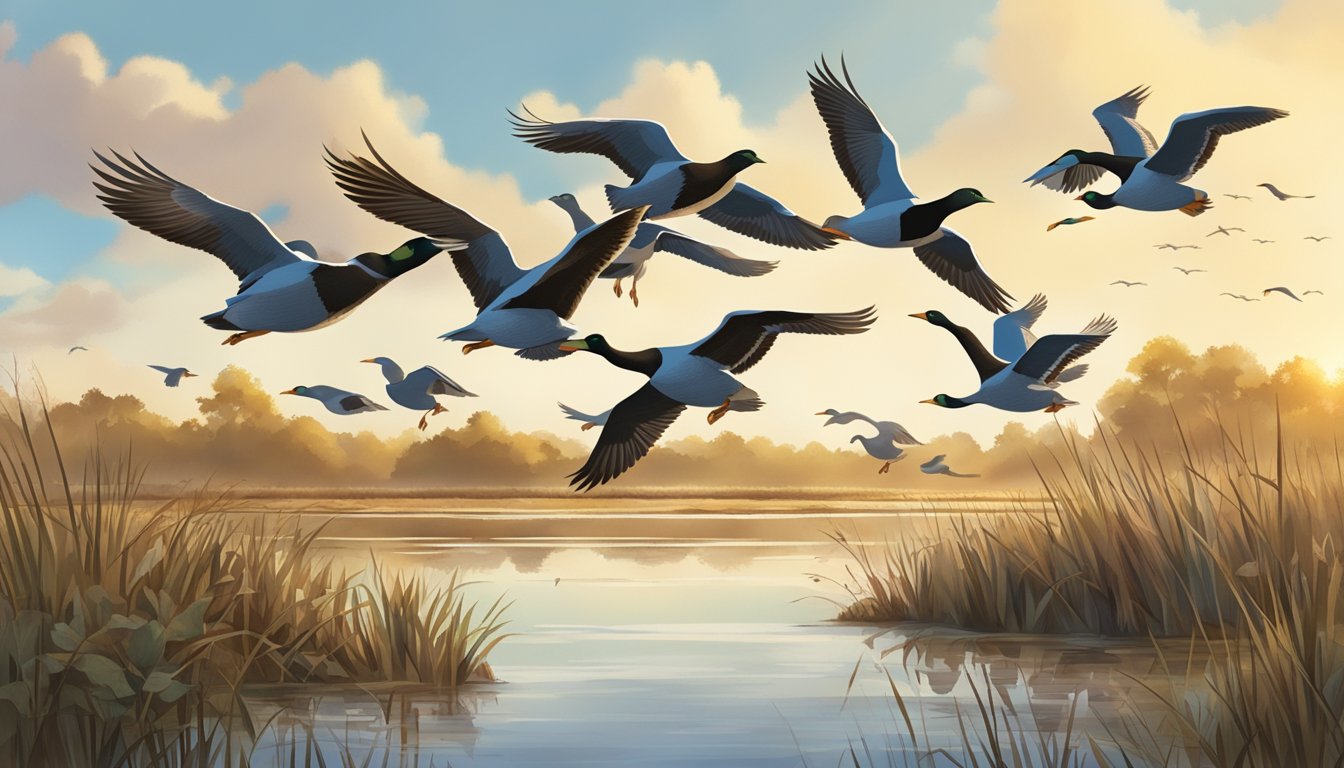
92,151,451,345
560,308,876,490
148,365,196,387
816,409,922,474
808,57,1010,313
280,385,387,415
919,316,1117,413
1024,86,1158,194
361,357,476,430
548,193,776,306
325,135,645,360
511,110,836,250
909,298,1090,387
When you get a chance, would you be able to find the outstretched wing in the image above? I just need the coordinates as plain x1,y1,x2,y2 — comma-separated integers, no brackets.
325,133,521,311
1012,316,1117,384
503,207,646,318
1146,107,1289,181
510,108,687,181
698,184,836,251
1093,86,1159,157
690,308,876,374
992,294,1047,361
92,151,303,285
568,384,687,492
912,228,1014,314
807,56,915,206
649,227,777,277
404,366,476,398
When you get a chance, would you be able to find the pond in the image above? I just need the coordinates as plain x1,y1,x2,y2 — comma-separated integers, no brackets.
238,496,1190,766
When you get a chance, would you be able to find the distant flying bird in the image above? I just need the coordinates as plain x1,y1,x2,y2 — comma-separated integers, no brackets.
560,308,876,490
920,455,980,479
362,357,476,430
1220,293,1260,302
510,111,835,250
1223,193,1252,201
1046,216,1095,231
548,193,776,307
1263,287,1303,302
557,402,611,431
1304,290,1324,296
327,136,645,360
1252,238,1275,244
1110,280,1147,287
1154,243,1199,251
817,410,923,474
1173,267,1207,275
909,300,1090,389
1025,85,1287,215
281,385,387,415
1207,226,1244,236
920,316,1118,414
1304,235,1331,242
68,346,88,355
147,365,196,388
1258,183,1315,201
805,57,1011,312
92,151,451,346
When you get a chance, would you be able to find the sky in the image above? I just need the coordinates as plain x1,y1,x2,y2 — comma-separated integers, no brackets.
1,0,1339,456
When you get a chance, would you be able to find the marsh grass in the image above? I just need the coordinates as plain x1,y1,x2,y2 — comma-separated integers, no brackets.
838,408,1344,766
0,395,508,767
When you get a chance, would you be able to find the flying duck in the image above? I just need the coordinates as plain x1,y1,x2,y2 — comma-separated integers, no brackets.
362,357,476,430
1220,293,1260,302
920,455,979,478
1046,216,1095,231
325,135,644,360
1263,286,1303,302
68,346,88,355
808,57,1011,313
1258,183,1314,201
1025,89,1287,216
557,402,610,431
1252,239,1275,244
548,193,776,307
1223,193,1252,201
1208,226,1244,236
919,315,1117,414
1305,235,1332,242
92,151,451,346
148,365,197,387
816,409,922,474
560,308,876,490
1024,86,1158,194
909,296,1089,387
280,385,387,415
1154,243,1199,251
1110,280,1147,287
1173,267,1207,275
511,109,835,250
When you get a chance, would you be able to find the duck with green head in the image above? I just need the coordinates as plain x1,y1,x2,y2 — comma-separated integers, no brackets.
92,150,455,346
557,308,876,491
915,312,1118,414
511,110,836,250
807,56,1011,313
1024,85,1287,216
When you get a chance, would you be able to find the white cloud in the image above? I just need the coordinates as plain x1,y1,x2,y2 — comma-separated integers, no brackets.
0,263,47,297
0,1,1339,457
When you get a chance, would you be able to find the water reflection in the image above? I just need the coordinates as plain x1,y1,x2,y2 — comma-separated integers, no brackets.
225,499,1189,766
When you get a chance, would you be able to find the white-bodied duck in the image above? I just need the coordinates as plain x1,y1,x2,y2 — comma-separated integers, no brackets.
817,409,922,474
362,357,476,429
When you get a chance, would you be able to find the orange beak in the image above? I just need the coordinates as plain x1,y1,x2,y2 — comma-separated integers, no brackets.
183,372,197,378
280,388,298,396
360,358,377,364
909,312,928,320
820,226,853,241
919,398,937,405
1074,195,1086,201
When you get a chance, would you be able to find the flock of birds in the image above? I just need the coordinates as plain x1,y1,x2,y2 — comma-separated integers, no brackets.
82,58,1313,489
